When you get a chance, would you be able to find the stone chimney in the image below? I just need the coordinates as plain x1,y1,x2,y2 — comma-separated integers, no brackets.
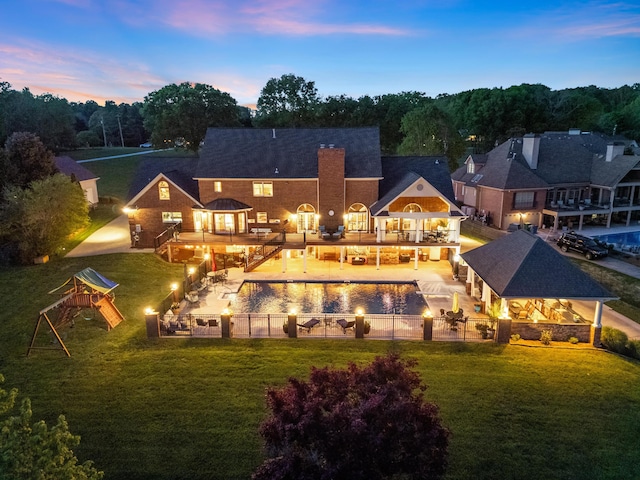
317,147,345,230
522,133,541,169
605,142,625,162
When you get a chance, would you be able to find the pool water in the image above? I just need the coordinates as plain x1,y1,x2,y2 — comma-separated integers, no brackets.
227,281,428,315
593,230,640,248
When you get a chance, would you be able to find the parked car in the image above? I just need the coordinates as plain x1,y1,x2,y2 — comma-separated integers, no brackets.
557,231,608,260
139,142,152,148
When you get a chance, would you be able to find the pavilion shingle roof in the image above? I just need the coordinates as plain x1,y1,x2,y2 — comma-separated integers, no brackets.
380,156,455,202
202,198,252,211
460,230,615,300
196,127,382,179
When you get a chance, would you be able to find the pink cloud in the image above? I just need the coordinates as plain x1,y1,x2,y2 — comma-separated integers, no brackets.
112,0,411,37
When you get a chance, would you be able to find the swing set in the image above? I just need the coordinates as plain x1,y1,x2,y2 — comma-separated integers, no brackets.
27,268,125,357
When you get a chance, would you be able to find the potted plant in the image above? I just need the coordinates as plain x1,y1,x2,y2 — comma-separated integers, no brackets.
364,321,371,335
475,323,493,339
170,302,181,314
282,322,289,334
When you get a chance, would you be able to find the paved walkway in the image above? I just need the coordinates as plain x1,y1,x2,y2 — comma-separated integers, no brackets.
67,219,640,339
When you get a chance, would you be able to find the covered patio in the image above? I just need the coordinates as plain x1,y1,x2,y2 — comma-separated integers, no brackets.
461,230,616,344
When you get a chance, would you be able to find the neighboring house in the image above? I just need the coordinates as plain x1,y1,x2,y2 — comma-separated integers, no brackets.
54,156,100,205
124,127,466,269
451,130,640,231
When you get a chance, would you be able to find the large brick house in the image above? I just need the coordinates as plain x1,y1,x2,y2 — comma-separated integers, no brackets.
125,127,466,269
451,130,640,231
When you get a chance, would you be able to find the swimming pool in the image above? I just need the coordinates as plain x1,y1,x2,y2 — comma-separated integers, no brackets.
592,231,640,249
227,281,428,315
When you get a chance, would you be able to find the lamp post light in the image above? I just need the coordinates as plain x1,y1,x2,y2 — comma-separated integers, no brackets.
171,283,178,303
422,309,434,341
204,253,210,274
355,308,365,338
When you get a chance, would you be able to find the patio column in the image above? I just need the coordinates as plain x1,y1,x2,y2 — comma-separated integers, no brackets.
414,247,419,270
303,248,307,273
281,252,287,273
376,247,380,270
578,214,584,231
414,222,420,243
375,218,382,243
593,300,603,328
481,282,492,311
466,266,473,295
340,246,345,270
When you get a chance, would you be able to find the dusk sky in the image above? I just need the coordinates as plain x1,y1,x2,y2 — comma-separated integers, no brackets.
1,0,639,108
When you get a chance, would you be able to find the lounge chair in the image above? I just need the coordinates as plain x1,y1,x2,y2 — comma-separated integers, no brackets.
297,318,321,333
336,318,355,334
331,225,345,239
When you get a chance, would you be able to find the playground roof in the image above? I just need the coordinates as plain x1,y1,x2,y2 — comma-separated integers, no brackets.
48,267,119,295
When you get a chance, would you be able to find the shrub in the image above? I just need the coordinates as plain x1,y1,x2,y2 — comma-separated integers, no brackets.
253,353,450,480
627,340,640,360
601,326,629,355
540,329,553,345
510,334,521,342
568,336,579,345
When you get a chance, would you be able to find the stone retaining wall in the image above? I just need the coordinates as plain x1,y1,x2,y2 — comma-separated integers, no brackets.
511,322,591,343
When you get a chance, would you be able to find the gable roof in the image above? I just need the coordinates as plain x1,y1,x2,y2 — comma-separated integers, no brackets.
380,156,456,202
128,157,200,202
591,154,640,187
460,230,615,300
196,127,382,179
452,140,549,190
54,156,99,182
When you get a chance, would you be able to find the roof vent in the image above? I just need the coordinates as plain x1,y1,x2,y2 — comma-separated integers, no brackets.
329,144,334,148
274,167,279,174
320,143,325,148
272,128,276,139
434,159,439,164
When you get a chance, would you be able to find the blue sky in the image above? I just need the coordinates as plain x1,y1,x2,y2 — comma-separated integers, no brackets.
0,0,638,107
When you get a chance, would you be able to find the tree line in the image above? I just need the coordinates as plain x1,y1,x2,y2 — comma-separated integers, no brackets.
1,76,638,159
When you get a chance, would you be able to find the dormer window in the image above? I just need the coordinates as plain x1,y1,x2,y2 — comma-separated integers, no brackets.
467,161,475,174
158,181,170,200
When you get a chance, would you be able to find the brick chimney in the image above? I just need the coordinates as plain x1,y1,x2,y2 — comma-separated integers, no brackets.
522,133,541,169
317,146,345,230
605,142,625,162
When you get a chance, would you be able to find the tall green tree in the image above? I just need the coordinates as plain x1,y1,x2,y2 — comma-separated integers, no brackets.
2,132,57,188
0,174,88,263
398,104,465,171
0,374,103,479
255,74,320,127
142,82,240,151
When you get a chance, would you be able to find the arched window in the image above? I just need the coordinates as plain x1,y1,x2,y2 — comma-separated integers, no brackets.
296,204,316,233
347,203,368,232
403,203,422,213
158,181,170,200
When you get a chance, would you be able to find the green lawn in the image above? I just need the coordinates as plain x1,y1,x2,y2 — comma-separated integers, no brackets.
1,254,639,480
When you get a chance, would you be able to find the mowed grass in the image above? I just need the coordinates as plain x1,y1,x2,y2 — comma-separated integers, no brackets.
1,254,640,480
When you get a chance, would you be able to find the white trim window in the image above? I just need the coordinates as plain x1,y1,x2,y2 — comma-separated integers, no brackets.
158,181,170,200
162,212,182,223
253,181,273,197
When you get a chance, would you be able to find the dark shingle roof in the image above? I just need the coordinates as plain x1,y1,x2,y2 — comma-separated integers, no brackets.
196,127,382,179
54,156,98,182
591,154,640,187
453,131,640,190
461,230,615,300
380,156,455,202
202,198,252,211
128,157,200,202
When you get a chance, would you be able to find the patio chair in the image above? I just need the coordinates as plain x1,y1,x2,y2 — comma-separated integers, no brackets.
331,225,345,239
186,291,199,305
336,318,355,334
298,318,321,333
318,225,331,239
